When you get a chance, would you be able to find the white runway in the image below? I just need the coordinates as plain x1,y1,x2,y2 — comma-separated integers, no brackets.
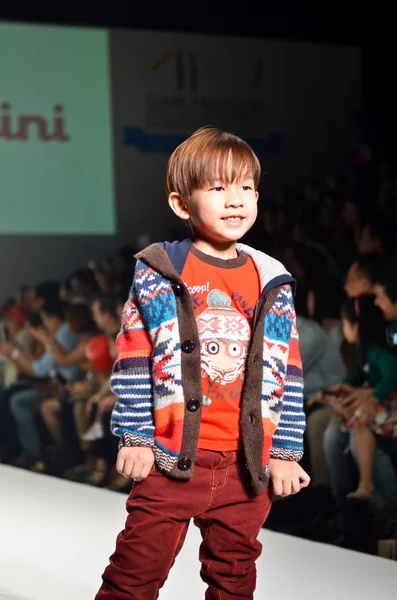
1,465,396,599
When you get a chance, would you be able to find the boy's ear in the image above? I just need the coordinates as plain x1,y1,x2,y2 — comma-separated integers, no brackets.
168,192,190,221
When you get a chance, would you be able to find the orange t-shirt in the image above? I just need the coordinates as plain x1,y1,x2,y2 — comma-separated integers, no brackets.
182,246,261,451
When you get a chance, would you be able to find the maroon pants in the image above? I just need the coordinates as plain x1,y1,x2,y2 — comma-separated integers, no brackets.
96,449,272,600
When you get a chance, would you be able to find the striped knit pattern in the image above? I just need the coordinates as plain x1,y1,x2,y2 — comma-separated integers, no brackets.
110,282,154,442
111,261,185,472
110,263,305,474
262,285,305,461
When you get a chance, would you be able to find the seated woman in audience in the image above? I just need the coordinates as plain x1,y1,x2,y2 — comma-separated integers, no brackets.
69,268,99,306
39,334,113,481
282,243,329,289
30,281,60,313
306,279,345,348
0,305,32,389
321,294,397,522
59,277,73,304
91,263,130,298
343,253,383,299
91,294,122,337
14,285,34,319
320,299,397,548
78,335,119,488
295,302,346,491
60,295,125,487
36,303,96,444
331,297,397,503
82,335,115,442
43,303,97,367
0,300,81,468
358,214,395,256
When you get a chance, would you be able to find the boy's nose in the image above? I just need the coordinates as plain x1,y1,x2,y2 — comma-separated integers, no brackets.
225,191,243,207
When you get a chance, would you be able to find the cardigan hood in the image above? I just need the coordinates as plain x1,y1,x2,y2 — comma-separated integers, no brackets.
136,238,295,296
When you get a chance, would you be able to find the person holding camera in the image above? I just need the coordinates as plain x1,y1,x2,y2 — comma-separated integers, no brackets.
0,299,81,468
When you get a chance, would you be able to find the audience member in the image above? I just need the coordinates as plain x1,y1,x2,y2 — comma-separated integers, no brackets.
371,259,397,322
91,294,122,336
44,303,97,367
282,243,329,287
0,306,31,389
339,297,397,503
38,303,98,453
296,311,345,490
297,315,346,402
0,299,81,468
344,253,383,298
14,285,34,318
81,335,118,487
323,295,397,545
294,214,340,278
357,215,395,256
69,268,98,305
31,281,60,313
306,279,345,348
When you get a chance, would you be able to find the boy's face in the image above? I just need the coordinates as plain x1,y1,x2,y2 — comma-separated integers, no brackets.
171,177,258,246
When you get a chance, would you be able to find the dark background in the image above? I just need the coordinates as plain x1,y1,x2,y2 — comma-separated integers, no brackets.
1,8,395,163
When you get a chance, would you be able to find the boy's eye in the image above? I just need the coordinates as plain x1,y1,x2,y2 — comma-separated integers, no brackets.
210,186,224,192
242,185,252,191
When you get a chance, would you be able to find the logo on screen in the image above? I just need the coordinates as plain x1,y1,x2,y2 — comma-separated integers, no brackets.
0,103,70,142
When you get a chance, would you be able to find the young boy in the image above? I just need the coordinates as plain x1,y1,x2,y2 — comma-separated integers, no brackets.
96,126,309,600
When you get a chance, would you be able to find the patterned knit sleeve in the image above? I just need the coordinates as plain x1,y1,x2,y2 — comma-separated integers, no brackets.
270,299,306,462
110,281,155,448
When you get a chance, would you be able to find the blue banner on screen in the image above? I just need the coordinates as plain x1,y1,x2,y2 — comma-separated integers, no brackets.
122,126,287,155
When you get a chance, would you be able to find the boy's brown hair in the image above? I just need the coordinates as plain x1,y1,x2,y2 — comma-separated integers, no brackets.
165,126,261,201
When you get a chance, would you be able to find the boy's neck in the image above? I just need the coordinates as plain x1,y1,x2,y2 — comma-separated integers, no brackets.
192,238,238,260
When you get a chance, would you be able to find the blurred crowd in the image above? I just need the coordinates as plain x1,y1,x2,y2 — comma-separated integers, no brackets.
0,246,136,492
1,113,397,552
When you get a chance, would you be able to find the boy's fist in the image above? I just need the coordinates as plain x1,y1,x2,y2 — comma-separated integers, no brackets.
269,459,310,496
116,447,155,482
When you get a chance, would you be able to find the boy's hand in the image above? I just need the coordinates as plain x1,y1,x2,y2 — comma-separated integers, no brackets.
116,447,155,482
269,459,310,496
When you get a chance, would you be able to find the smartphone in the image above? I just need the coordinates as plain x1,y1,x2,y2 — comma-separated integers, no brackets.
386,323,397,346
0,323,10,341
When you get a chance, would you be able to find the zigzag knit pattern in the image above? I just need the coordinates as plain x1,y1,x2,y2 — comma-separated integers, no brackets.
111,261,184,472
110,263,304,472
262,285,305,461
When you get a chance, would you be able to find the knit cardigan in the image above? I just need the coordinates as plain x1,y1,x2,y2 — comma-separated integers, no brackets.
110,239,305,494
